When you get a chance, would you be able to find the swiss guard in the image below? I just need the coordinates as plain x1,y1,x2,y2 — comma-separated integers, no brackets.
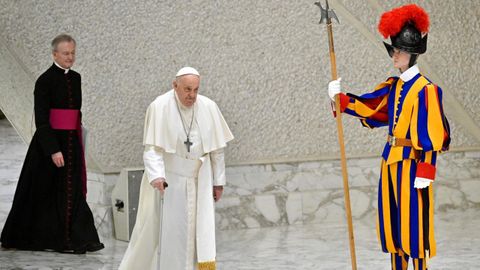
327,4,450,270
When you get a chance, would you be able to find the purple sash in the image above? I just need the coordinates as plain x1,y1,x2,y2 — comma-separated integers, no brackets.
49,109,87,198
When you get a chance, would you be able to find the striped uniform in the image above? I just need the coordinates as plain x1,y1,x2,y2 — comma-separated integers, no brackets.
337,71,450,268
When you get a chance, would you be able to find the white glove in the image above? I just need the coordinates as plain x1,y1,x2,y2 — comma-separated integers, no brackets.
328,78,342,101
414,177,433,189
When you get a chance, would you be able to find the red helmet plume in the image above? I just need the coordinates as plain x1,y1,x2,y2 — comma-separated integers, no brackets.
378,4,430,39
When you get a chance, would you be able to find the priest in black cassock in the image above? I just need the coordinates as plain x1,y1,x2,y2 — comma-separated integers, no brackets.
1,34,104,254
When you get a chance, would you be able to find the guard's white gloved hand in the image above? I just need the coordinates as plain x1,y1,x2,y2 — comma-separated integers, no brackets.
414,177,433,189
328,78,342,101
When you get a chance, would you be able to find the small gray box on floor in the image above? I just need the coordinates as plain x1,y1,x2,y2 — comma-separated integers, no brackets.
111,168,143,241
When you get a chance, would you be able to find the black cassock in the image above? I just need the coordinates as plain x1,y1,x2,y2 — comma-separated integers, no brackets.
1,64,103,253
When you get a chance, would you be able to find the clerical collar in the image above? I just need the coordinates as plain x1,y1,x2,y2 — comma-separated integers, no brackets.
54,61,70,74
400,64,419,82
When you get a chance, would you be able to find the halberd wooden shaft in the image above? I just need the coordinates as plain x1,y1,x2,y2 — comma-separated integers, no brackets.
326,18,358,270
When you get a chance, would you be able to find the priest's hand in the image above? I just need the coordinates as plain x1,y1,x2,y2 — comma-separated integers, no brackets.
213,186,223,202
151,177,168,194
51,152,64,167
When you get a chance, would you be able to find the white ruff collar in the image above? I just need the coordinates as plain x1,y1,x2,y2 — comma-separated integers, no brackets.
400,65,419,82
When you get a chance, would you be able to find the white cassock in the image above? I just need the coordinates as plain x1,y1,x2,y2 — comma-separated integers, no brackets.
119,90,233,270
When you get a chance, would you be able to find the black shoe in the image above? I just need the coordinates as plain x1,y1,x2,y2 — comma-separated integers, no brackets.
57,248,86,254
57,244,86,254
73,247,87,254
86,242,104,252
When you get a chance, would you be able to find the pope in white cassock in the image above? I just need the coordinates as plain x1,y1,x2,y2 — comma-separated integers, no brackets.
119,67,234,270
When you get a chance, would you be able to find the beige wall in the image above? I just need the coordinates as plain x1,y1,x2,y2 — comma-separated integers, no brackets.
1,0,479,173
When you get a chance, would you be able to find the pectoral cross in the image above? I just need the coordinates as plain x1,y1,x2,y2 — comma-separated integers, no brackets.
184,136,193,152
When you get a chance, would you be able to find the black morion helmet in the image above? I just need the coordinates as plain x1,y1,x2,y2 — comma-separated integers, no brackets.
378,4,430,65
383,23,428,57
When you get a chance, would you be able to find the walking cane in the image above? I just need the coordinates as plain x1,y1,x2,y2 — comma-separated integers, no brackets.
157,182,168,269
315,1,357,269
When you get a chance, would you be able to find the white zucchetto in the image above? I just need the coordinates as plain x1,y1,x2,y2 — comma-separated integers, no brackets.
176,67,200,77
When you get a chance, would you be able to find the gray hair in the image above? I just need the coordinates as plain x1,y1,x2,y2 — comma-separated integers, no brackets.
51,34,76,52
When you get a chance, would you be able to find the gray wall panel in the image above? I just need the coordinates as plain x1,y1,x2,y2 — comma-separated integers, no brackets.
1,0,478,172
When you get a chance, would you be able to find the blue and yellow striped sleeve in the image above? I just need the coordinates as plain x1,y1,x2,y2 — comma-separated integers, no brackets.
411,84,450,181
337,77,396,128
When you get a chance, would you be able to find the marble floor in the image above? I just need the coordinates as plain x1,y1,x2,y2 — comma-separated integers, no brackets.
1,209,480,269
1,118,479,269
